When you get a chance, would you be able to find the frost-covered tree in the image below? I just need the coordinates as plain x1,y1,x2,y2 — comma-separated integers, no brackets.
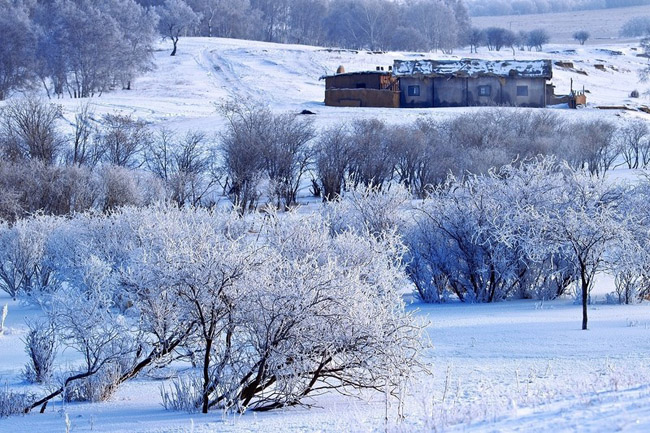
218,102,268,212
405,158,582,304
66,103,103,167
250,0,291,42
0,215,60,300
19,205,423,414
485,27,516,51
23,319,57,384
262,114,315,208
0,1,37,100
407,0,461,52
466,27,485,53
326,184,410,238
219,101,315,210
348,119,396,189
288,0,327,45
33,0,156,97
36,0,123,98
528,172,632,329
618,119,650,169
573,30,590,45
157,0,202,56
189,0,260,38
102,0,158,90
98,113,152,168
568,120,618,176
526,28,550,51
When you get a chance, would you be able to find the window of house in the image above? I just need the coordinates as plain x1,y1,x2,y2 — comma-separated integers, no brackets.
478,85,491,96
517,85,529,96
407,85,420,96
356,83,367,89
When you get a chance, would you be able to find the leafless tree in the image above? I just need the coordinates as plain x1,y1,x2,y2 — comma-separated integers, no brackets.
314,124,352,201
98,113,151,168
147,129,216,207
0,97,64,164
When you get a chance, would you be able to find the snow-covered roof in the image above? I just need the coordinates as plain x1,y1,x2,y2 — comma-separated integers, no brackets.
393,59,553,79
320,70,391,80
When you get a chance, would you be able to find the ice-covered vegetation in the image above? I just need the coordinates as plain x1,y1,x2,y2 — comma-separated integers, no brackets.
2,98,650,417
3,97,649,221
2,206,422,415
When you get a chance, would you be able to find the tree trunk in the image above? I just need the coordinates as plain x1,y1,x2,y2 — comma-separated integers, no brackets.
171,37,179,56
202,337,212,414
581,277,589,330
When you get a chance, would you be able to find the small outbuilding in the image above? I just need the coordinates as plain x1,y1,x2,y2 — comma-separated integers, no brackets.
392,59,553,108
321,70,400,108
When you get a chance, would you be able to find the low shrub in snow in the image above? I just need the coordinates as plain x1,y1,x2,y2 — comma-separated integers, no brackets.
0,385,33,417
63,363,122,403
160,375,203,413
23,320,57,384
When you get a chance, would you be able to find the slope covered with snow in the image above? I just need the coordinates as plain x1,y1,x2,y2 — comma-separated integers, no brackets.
48,36,650,134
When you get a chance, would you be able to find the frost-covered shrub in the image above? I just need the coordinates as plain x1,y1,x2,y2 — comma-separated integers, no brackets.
63,363,121,403
326,183,411,237
160,375,202,413
121,206,422,413
23,320,57,384
0,215,60,299
96,165,165,212
347,119,396,190
14,205,423,414
404,158,603,304
405,174,528,303
0,385,33,417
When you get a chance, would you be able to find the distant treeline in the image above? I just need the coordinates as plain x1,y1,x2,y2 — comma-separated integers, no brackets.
467,0,650,16
139,0,471,52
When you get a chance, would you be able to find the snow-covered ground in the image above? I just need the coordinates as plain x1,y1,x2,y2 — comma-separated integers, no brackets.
4,291,650,432
3,35,650,432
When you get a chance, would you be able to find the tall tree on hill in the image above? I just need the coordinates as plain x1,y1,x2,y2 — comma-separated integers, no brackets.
405,1,458,52
157,0,202,56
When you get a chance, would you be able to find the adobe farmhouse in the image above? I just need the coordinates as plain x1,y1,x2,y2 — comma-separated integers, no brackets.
323,59,558,108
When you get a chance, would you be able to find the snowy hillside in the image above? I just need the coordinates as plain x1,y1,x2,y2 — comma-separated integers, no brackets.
49,36,650,133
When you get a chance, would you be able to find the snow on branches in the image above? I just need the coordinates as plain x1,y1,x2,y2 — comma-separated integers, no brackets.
15,205,423,414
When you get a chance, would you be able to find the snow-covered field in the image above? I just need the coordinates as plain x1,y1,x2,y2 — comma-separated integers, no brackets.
4,291,650,432
3,34,650,432
472,4,650,45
